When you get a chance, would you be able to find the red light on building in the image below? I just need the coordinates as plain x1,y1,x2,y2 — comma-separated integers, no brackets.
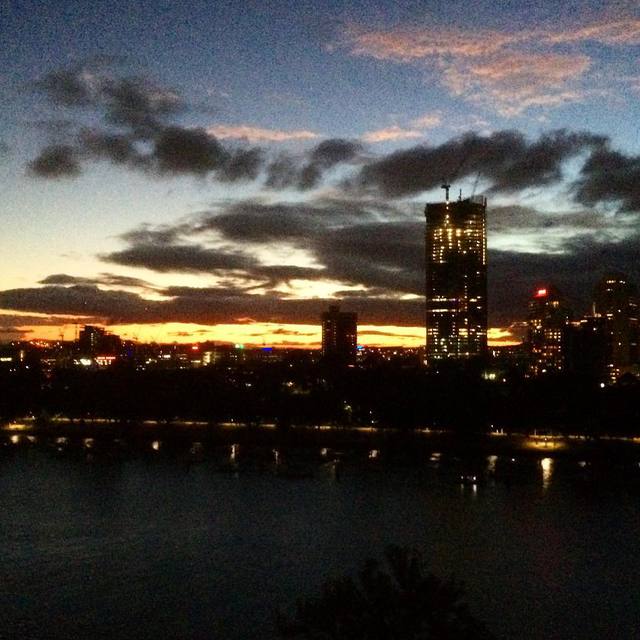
535,288,548,298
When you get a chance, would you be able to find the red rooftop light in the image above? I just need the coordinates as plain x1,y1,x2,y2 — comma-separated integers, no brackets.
535,288,548,298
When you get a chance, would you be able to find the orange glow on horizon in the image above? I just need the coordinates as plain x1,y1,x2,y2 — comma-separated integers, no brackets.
6,321,523,348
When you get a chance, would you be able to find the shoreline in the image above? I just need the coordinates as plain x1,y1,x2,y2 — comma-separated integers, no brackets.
4,417,640,464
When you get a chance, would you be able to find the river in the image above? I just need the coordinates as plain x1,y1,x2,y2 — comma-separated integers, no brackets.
2,444,639,639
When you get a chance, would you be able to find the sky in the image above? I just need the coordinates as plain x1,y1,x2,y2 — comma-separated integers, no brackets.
1,0,640,347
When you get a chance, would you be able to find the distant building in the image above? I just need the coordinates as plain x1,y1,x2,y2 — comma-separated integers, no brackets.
77,325,121,356
527,286,571,376
564,316,609,380
593,273,639,381
425,192,487,362
321,305,357,365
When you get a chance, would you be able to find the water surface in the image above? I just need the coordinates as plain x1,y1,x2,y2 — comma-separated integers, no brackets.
2,447,639,639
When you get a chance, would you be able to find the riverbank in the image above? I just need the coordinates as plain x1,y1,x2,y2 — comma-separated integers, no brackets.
4,417,640,466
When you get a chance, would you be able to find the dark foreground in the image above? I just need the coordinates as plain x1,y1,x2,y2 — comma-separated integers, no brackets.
2,434,640,640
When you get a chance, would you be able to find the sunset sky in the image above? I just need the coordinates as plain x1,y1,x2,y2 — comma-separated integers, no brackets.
1,1,640,347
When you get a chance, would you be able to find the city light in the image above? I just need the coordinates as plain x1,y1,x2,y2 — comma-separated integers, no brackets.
540,457,553,490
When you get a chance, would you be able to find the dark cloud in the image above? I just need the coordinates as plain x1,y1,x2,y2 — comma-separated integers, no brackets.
299,138,363,189
203,202,324,242
78,124,263,181
312,221,424,294
37,66,184,137
100,198,421,302
104,197,419,295
80,129,140,165
210,200,423,294
265,139,364,190
104,236,324,285
0,313,78,327
0,326,32,335
27,145,81,178
265,153,298,189
217,147,264,182
37,68,94,106
0,283,422,326
0,285,153,323
94,193,640,327
96,273,154,288
356,130,605,198
152,126,229,175
39,273,152,288
489,234,640,324
119,224,188,246
6,230,640,327
40,274,96,286
271,328,318,336
359,329,424,338
574,147,640,212
310,138,362,167
102,243,253,273
487,204,631,234
33,67,625,203
26,119,77,137
199,197,400,244
33,65,257,180
99,77,184,137
255,265,327,284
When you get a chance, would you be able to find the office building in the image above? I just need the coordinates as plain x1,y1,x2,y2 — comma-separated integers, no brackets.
564,316,608,380
78,325,121,356
425,191,487,362
321,305,357,365
527,286,571,376
593,273,639,381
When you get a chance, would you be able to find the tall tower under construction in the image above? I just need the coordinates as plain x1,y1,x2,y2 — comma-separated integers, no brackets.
425,189,487,362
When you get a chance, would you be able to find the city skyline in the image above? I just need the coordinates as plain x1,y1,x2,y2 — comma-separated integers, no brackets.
2,1,640,347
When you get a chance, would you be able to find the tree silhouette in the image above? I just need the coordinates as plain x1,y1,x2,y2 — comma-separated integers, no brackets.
277,546,495,640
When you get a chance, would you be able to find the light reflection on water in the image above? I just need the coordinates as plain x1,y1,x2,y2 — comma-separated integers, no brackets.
1,448,640,640
540,457,553,491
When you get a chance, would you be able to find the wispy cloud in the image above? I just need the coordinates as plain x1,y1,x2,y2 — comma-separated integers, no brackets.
347,26,515,62
206,124,320,142
361,125,423,143
542,18,640,46
361,113,441,144
343,15,640,116
410,112,442,128
441,51,592,117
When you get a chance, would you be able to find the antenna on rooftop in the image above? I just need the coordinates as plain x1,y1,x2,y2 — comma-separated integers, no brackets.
471,171,481,198
441,182,451,203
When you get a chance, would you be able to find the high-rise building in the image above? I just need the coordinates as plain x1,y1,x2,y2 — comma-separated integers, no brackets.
425,192,487,362
564,315,608,380
593,273,639,381
321,305,357,365
78,325,121,355
527,286,571,376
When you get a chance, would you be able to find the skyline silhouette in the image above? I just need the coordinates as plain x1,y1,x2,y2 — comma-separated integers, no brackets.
2,1,640,346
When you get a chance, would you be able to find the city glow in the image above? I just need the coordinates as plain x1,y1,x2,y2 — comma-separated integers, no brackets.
8,321,521,348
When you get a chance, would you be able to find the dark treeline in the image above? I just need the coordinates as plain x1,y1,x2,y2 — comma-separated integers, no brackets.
1,359,639,436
